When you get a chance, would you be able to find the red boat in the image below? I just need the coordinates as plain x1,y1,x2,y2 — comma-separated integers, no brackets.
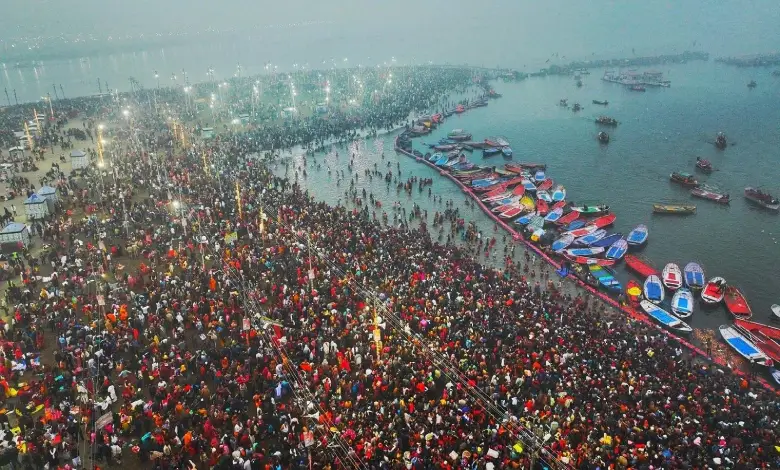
592,213,616,228
499,205,526,219
690,187,730,204
695,157,713,172
504,163,524,174
481,185,508,199
724,286,753,318
552,201,567,210
511,185,526,196
733,319,780,362
536,199,549,216
484,139,502,147
537,179,554,191
624,255,659,278
564,253,616,266
555,211,580,226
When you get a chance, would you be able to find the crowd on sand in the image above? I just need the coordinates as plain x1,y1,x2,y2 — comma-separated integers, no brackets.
0,65,777,470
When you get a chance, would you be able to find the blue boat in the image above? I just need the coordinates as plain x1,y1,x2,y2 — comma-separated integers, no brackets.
605,239,628,260
502,147,513,158
537,190,552,203
641,300,693,333
544,207,564,223
683,262,706,290
589,233,623,248
565,247,605,257
589,265,622,292
671,288,694,318
434,155,450,166
515,212,537,225
551,233,575,251
643,275,665,304
483,148,501,157
522,179,538,192
719,325,773,366
566,220,586,231
471,177,500,186
534,170,546,182
551,185,566,202
626,224,649,246
428,152,442,162
574,229,607,246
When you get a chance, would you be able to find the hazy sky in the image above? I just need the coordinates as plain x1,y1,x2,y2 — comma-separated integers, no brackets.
2,1,779,66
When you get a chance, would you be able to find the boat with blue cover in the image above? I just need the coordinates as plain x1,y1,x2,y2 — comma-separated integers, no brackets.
574,229,607,246
502,147,513,158
537,190,552,203
483,148,501,157
544,207,564,223
641,300,693,334
434,155,450,166
605,239,628,260
589,265,623,292
589,233,623,248
671,288,694,319
643,275,665,304
626,224,649,246
534,170,546,182
552,233,575,251
565,220,586,231
515,212,538,225
522,179,537,192
564,247,605,257
719,325,773,366
551,185,566,202
684,262,706,290
428,153,442,162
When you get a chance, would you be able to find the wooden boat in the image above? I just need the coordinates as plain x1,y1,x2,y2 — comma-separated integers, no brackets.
527,215,545,231
537,179,554,191
522,179,538,192
595,116,618,126
671,289,694,319
536,190,552,203
565,224,598,238
701,277,726,304
643,275,665,304
511,185,526,196
714,132,727,149
519,195,536,211
515,212,538,226
589,265,622,292
591,213,616,228
564,247,605,257
744,187,780,211
483,148,501,157
590,233,623,248
536,199,549,216
625,280,642,303
670,172,699,187
719,325,773,366
653,204,696,214
502,147,513,158
555,211,579,226
662,263,683,290
641,300,692,334
605,239,628,260
563,253,616,266
551,186,566,202
481,188,510,201
499,205,526,219
552,201,567,210
571,204,609,216
626,224,648,246
695,157,713,173
551,234,575,252
544,207,564,223
492,200,520,214
733,319,780,363
683,262,705,290
592,100,609,105
691,187,730,204
514,162,547,171
624,255,659,278
533,170,546,182
724,286,752,319
574,229,607,246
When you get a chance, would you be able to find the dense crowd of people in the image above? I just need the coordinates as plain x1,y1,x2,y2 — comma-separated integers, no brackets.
0,66,777,470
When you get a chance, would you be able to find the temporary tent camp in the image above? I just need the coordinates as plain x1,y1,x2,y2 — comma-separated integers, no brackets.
0,222,31,248
71,149,89,169
24,193,49,220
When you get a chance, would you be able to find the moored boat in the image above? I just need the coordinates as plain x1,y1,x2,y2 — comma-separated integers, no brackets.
724,286,752,319
551,233,575,252
563,253,616,266
626,224,649,246
653,204,696,214
701,277,726,304
565,247,605,257
536,190,552,203
626,280,642,303
502,147,513,158
571,204,610,216
643,275,665,304
671,288,694,319
551,185,566,202
536,199,549,216
555,210,579,226
574,229,607,246
732,319,780,363
605,239,628,260
589,233,623,248
565,220,586,231
691,187,730,204
640,300,692,334
744,187,780,211
662,263,683,290
589,265,622,292
591,213,617,228
683,262,705,290
670,172,699,188
544,207,564,223
719,325,772,366
536,178,554,191
773,304,780,321
625,255,659,278
534,170,546,182
565,223,598,238
483,147,501,157
695,157,713,172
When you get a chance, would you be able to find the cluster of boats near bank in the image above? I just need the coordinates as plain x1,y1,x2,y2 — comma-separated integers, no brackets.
397,123,780,384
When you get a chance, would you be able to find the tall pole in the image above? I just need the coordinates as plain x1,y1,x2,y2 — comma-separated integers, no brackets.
97,125,105,166
47,94,54,119
235,182,242,220
53,84,59,100
4,88,10,106
60,84,65,99
13,90,18,105
24,122,33,150
97,78,102,94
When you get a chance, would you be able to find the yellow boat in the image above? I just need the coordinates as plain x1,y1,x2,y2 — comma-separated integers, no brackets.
652,204,696,214
520,195,535,211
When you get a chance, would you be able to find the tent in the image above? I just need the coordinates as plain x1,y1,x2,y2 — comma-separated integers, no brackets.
37,185,58,212
70,149,89,169
24,193,49,220
0,222,31,248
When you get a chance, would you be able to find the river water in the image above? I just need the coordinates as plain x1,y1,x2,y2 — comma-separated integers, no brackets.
276,60,780,331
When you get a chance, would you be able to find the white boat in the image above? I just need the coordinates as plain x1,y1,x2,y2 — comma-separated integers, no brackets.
771,368,780,386
718,325,773,366
701,277,726,304
671,289,694,319
772,304,780,321
640,300,692,334
662,263,683,290
643,275,665,304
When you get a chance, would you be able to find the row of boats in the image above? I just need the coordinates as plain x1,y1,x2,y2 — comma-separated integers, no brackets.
668,170,780,211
